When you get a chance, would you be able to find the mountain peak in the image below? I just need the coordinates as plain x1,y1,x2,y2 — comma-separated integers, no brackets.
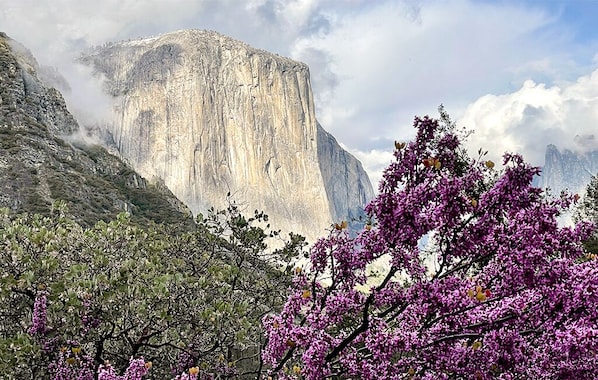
537,143,598,195
93,29,308,72
0,32,78,135
81,29,373,242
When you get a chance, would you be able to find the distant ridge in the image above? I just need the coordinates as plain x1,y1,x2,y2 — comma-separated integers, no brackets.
535,143,598,195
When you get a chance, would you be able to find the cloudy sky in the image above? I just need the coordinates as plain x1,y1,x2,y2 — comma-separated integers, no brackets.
2,0,598,186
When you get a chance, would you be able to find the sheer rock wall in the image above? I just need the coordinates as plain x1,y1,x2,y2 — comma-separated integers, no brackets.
83,30,373,242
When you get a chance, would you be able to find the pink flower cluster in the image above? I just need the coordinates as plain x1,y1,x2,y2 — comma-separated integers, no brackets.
28,291,47,336
47,347,95,380
263,114,597,379
98,358,150,380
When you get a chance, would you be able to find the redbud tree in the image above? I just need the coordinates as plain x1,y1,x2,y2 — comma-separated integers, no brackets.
263,110,597,379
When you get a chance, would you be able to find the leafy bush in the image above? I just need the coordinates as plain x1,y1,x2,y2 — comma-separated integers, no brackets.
575,175,598,254
0,203,305,379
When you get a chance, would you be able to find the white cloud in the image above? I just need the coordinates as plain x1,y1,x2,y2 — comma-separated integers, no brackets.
1,0,598,184
342,146,394,191
460,70,598,167
291,1,563,146
287,1,598,182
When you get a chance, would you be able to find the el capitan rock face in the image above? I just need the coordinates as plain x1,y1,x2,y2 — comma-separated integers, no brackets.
82,29,374,242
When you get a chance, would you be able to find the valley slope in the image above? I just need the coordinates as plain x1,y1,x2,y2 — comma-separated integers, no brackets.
0,32,192,227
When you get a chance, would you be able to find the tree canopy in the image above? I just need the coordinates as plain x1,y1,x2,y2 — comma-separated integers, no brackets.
575,174,598,254
263,110,596,379
2,110,597,380
0,202,305,379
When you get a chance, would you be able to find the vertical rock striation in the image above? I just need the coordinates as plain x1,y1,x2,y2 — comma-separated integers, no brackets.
536,144,598,195
82,30,373,242
316,123,373,223
0,32,78,136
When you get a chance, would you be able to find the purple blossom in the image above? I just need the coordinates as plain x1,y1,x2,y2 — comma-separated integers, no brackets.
264,113,598,379
48,348,95,380
98,357,150,380
28,291,47,336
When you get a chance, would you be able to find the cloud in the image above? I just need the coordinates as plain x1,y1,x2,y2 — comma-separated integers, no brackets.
2,0,598,185
290,1,576,144
292,46,339,107
288,1,598,182
460,70,598,167
347,147,394,191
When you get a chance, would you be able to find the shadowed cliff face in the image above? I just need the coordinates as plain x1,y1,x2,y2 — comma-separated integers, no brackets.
316,123,373,223
82,29,373,242
0,33,78,136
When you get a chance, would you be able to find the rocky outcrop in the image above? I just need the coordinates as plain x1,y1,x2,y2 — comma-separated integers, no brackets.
0,32,192,227
0,32,78,136
317,123,373,223
82,30,373,242
535,144,598,195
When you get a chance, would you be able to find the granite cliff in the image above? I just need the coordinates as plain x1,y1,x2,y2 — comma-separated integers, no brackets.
81,30,374,242
316,123,372,222
0,32,192,227
535,143,598,195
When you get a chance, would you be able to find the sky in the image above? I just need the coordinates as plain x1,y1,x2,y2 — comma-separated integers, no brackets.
1,0,598,187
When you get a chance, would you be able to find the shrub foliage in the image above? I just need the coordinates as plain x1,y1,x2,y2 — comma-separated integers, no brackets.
0,203,305,379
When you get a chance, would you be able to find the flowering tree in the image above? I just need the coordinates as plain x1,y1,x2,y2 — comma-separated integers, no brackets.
263,110,597,379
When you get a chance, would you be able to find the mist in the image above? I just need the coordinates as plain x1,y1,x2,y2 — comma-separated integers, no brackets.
2,0,598,184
